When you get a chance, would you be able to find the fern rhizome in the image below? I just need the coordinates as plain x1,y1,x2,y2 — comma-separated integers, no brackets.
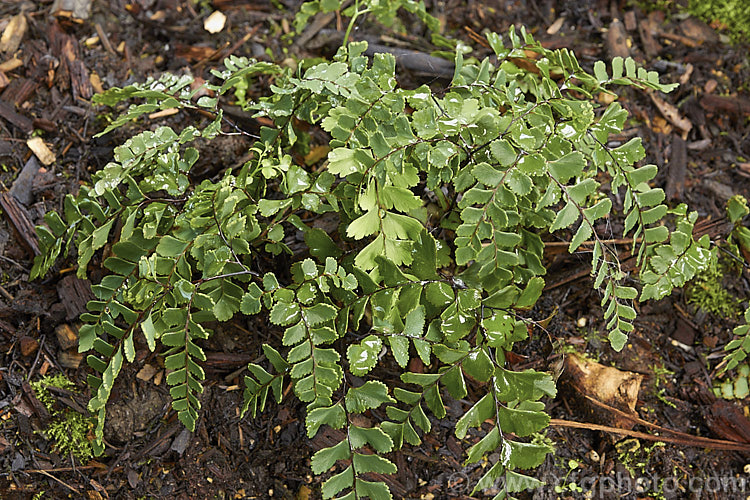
32,7,717,498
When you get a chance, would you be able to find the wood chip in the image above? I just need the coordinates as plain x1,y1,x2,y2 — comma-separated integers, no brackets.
0,14,27,55
704,179,734,201
90,71,104,93
58,350,83,369
0,56,23,73
48,21,92,100
3,76,39,106
26,136,56,166
55,323,79,350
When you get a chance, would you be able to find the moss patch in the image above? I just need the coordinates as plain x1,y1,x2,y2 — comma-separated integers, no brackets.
31,375,94,462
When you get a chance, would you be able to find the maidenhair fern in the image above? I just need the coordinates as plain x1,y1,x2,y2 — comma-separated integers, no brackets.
32,3,716,497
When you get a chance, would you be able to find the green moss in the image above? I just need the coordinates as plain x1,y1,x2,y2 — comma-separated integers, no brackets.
689,0,750,42
31,375,94,463
30,374,75,411
685,253,742,318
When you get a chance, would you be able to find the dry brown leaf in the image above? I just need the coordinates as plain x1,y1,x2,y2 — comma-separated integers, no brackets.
648,91,692,137
136,364,158,382
546,16,565,35
563,353,643,430
650,115,672,135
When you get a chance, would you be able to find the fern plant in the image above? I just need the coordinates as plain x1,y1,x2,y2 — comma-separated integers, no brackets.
32,4,715,497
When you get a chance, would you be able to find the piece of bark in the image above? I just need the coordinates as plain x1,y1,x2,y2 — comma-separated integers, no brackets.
0,318,17,338
56,275,95,320
48,21,92,100
666,134,686,201
687,138,711,150
0,192,39,255
606,18,630,59
46,385,88,414
9,156,39,206
0,71,9,90
33,117,57,133
21,381,51,423
660,31,700,48
69,59,92,100
0,77,38,106
136,364,158,382
0,99,33,133
700,94,750,116
707,400,750,443
0,14,27,55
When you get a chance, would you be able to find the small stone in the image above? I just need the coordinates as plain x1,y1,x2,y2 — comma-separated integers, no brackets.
577,317,587,328
170,428,191,455
204,11,226,34
19,336,38,356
